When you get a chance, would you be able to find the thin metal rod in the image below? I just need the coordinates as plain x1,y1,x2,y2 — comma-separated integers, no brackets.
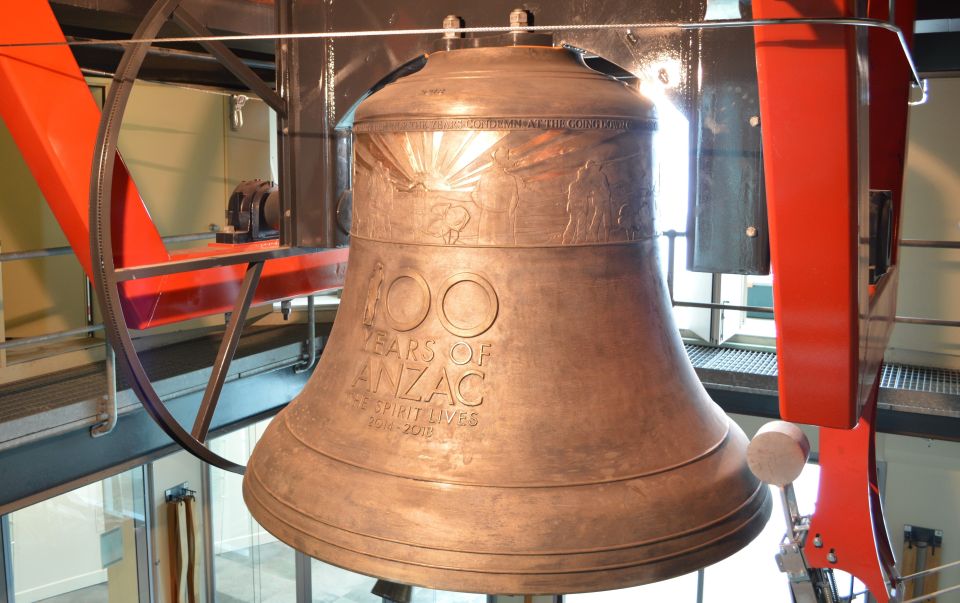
191,261,264,442
171,7,285,114
0,323,105,350
294,550,313,603
85,277,96,336
900,239,960,249
902,582,960,603
709,274,723,345
294,295,318,374
895,316,960,327
91,341,118,437
68,36,277,70
113,245,315,282
0,231,214,263
900,557,960,582
0,17,924,89
665,230,679,300
673,300,774,314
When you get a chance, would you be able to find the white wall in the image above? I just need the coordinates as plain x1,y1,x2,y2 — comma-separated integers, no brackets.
8,482,107,602
732,413,960,603
887,77,960,369
151,450,207,603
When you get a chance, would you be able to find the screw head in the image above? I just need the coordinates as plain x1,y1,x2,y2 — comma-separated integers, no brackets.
745,226,758,238
509,8,529,28
813,535,823,548
442,15,461,39
749,115,760,127
827,550,838,563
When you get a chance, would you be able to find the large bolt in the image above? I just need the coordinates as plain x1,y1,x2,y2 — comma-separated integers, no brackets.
442,15,462,39
510,8,530,29
827,549,838,564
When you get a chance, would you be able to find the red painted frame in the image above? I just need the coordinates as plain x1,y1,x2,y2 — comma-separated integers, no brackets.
2,1,920,599
0,1,347,331
753,0,916,600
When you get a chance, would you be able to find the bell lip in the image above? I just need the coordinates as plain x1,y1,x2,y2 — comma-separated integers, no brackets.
243,471,772,595
242,412,774,595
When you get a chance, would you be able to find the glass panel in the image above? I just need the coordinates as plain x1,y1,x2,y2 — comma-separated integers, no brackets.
566,572,700,602
408,586,484,603
310,561,378,603
7,467,144,603
209,419,297,602
310,559,486,603
700,465,820,602
566,463,863,602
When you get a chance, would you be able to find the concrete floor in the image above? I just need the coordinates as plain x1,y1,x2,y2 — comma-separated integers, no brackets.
215,540,380,603
36,583,107,603
32,541,485,602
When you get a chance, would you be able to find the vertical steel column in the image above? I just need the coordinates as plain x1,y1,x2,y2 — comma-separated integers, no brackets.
295,550,313,603
200,466,216,603
709,273,723,344
0,515,12,603
132,466,154,603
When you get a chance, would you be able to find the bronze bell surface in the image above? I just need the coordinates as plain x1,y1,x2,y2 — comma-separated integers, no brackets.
244,40,771,595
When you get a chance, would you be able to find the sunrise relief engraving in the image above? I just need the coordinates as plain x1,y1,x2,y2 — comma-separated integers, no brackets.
351,124,656,247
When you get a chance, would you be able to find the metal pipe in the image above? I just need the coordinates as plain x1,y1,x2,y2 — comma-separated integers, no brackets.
902,582,960,603
900,239,960,249
0,16,926,110
709,274,723,345
665,230,680,300
294,295,318,374
91,342,118,437
67,36,277,71
901,558,960,582
5,17,925,89
673,300,774,314
0,324,105,350
85,277,96,337
895,316,960,327
0,231,215,263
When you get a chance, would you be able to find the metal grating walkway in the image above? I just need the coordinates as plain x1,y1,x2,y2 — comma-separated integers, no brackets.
685,344,779,376
685,343,960,428
880,363,960,395
686,343,960,395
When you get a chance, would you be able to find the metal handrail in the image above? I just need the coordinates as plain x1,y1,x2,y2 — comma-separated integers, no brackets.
0,324,104,351
659,232,960,327
0,231,215,263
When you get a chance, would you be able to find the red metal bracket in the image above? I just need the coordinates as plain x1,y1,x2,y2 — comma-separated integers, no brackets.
805,380,899,602
0,1,347,330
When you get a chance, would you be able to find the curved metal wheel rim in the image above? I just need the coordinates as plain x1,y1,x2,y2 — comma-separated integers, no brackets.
89,0,252,474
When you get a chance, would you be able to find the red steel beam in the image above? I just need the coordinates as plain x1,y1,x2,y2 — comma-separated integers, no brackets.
753,0,914,429
0,1,346,330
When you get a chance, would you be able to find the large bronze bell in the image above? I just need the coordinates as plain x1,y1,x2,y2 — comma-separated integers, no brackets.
244,40,771,595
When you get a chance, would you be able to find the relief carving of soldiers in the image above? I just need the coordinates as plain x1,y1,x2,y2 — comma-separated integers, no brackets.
369,160,394,240
562,160,612,244
471,147,521,245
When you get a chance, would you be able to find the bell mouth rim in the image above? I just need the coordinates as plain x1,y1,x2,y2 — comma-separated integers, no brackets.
278,412,734,489
246,463,768,557
243,473,772,594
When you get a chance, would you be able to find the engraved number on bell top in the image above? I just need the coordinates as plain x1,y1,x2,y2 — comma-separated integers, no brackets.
365,264,498,338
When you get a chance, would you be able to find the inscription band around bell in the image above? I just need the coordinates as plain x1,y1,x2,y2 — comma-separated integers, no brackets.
244,43,771,595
